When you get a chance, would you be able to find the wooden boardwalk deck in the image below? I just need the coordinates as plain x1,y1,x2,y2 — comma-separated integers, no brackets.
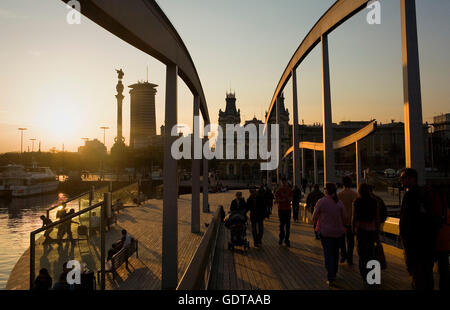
210,192,414,290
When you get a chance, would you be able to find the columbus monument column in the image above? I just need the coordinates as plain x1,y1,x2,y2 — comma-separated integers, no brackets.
115,69,125,143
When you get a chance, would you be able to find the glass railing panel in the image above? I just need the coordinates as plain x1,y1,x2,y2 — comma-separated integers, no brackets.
111,183,139,205
31,203,103,290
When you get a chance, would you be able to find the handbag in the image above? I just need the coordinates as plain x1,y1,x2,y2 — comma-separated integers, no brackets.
374,241,387,270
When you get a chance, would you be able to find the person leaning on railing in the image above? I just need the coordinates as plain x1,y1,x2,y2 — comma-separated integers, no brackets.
40,215,54,243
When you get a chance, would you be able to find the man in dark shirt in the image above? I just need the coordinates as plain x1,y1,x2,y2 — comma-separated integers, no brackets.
40,215,54,243
246,188,266,247
275,177,293,247
292,185,302,222
264,186,274,217
306,184,325,239
400,168,436,290
230,192,246,213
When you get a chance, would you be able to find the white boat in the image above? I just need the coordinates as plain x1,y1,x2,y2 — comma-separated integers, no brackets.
0,165,59,197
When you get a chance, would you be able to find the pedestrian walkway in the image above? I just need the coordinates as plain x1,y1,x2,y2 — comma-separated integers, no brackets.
210,192,413,290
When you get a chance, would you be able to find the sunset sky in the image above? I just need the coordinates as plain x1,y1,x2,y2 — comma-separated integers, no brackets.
0,0,449,153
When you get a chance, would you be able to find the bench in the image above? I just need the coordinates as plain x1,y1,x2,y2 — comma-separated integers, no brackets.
98,238,139,282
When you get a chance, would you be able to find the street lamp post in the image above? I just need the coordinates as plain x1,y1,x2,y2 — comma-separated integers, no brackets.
100,126,110,147
30,139,36,152
18,128,27,153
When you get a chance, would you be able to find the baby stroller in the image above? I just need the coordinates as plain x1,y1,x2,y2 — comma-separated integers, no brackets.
224,210,250,251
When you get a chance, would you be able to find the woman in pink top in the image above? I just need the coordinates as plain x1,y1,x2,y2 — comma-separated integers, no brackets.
312,183,346,287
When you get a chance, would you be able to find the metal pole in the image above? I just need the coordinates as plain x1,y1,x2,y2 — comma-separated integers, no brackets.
400,0,425,185
29,232,35,290
203,133,209,213
356,140,361,187
276,96,281,184
314,150,318,185
89,186,94,206
100,197,106,290
321,34,336,186
162,63,178,289
292,69,301,187
301,148,305,180
267,122,271,188
191,96,200,233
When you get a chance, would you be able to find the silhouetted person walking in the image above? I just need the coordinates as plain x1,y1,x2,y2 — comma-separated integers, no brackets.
247,188,266,247
353,183,380,282
275,177,293,247
338,176,358,264
264,186,274,217
312,183,345,287
306,184,324,239
292,185,302,222
400,168,436,290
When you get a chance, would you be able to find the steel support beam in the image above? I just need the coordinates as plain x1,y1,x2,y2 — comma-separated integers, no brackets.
191,96,200,233
162,63,178,289
292,69,301,187
321,34,336,185
276,96,281,184
400,0,425,185
313,150,318,185
203,127,209,213
356,141,361,187
301,148,306,180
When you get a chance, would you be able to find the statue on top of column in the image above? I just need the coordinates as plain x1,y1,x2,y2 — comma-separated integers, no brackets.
116,68,124,80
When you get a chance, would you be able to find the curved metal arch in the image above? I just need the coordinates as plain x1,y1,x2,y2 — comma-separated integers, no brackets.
265,0,369,124
63,0,209,123
283,120,376,159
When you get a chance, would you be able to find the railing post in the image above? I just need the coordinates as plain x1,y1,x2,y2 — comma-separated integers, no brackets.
276,96,281,184
192,96,201,233
29,232,35,290
400,0,425,185
321,34,336,185
100,196,106,290
162,63,178,289
203,134,209,213
291,69,301,187
89,185,95,206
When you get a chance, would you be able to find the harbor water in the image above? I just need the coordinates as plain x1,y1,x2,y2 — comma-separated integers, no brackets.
0,193,67,289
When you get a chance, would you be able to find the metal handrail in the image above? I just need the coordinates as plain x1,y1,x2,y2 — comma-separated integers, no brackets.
45,190,90,218
177,205,223,290
34,201,103,235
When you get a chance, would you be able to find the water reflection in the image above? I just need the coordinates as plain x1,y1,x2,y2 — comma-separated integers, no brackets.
0,193,67,289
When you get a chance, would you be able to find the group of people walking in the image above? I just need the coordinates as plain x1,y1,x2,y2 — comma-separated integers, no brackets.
228,186,273,247
227,168,449,291
310,178,386,287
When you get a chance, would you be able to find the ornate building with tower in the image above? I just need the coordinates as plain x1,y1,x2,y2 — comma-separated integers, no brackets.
215,91,291,182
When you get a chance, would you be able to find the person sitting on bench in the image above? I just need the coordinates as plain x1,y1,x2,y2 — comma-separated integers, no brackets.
121,229,132,247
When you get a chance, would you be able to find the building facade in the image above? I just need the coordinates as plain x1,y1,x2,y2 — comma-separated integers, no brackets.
129,81,158,149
